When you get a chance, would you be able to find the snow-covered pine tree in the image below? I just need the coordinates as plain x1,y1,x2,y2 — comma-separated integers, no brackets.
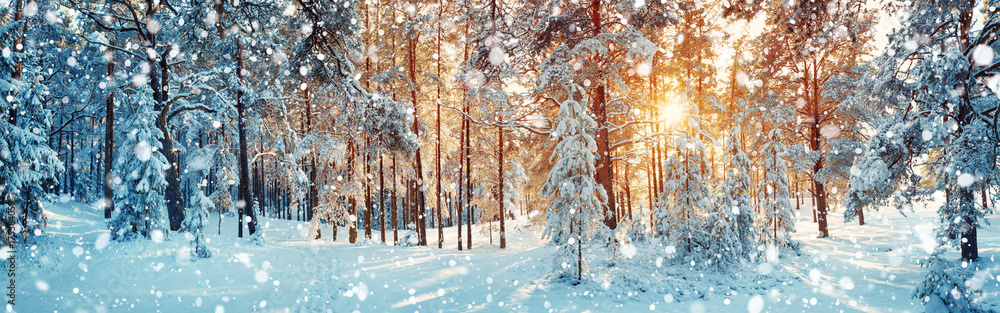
0,82,58,240
0,15,62,241
710,127,757,267
757,128,794,249
183,147,214,259
523,0,675,231
844,0,1000,309
184,184,213,259
654,102,714,265
109,93,169,241
541,96,612,284
209,138,238,234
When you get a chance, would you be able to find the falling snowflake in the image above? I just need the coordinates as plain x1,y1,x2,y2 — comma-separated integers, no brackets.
973,45,994,66
621,243,637,258
957,173,976,187
135,140,152,162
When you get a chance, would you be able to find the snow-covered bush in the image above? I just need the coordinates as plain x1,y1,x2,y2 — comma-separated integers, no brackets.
913,252,988,312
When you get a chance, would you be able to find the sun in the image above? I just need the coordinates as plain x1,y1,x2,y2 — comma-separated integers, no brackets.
660,102,686,128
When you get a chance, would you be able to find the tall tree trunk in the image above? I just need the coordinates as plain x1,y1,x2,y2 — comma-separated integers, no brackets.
594,85,616,229
103,57,115,219
624,161,632,220
235,39,257,237
69,133,76,196
365,137,373,240
457,18,470,251
647,160,654,230
497,126,506,249
380,155,386,242
465,101,473,250
349,142,357,244
305,87,320,239
392,155,399,245
435,0,445,249
153,38,184,232
12,0,23,83
587,0,616,230
457,101,465,250
407,18,428,246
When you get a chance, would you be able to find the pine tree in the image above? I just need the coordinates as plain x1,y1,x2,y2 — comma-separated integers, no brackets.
542,97,612,284
913,251,984,312
757,129,793,249
654,102,714,264
184,183,213,259
844,1,1000,309
0,17,61,240
108,93,169,241
710,127,757,267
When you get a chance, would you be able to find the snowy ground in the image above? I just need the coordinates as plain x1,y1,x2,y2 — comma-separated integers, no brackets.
12,193,1000,312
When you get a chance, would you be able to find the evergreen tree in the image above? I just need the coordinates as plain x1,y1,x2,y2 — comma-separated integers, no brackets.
108,93,169,241
845,0,1000,309
184,184,213,259
541,96,612,284
0,15,61,241
710,127,756,267
654,102,715,265
757,129,793,249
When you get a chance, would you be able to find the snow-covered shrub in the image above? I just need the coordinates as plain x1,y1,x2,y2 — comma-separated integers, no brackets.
399,230,420,246
914,252,989,312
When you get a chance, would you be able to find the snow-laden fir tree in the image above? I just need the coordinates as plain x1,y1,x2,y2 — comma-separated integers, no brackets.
109,94,169,241
541,96,613,284
710,127,757,267
184,184,213,259
757,128,794,249
655,102,714,264
183,147,214,259
0,17,61,241
209,139,238,234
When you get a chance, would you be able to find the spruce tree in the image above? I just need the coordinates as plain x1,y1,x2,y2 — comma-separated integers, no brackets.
710,127,757,267
654,103,714,264
0,18,61,241
757,129,793,249
108,93,169,241
541,97,612,284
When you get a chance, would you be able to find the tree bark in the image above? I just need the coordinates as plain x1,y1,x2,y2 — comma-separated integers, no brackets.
380,155,386,243
465,101,473,250
305,87,321,239
349,142,357,243
392,155,399,245
434,0,445,249
594,85,616,230
498,125,506,249
365,137,373,240
103,58,115,219
407,18,428,246
235,39,257,237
